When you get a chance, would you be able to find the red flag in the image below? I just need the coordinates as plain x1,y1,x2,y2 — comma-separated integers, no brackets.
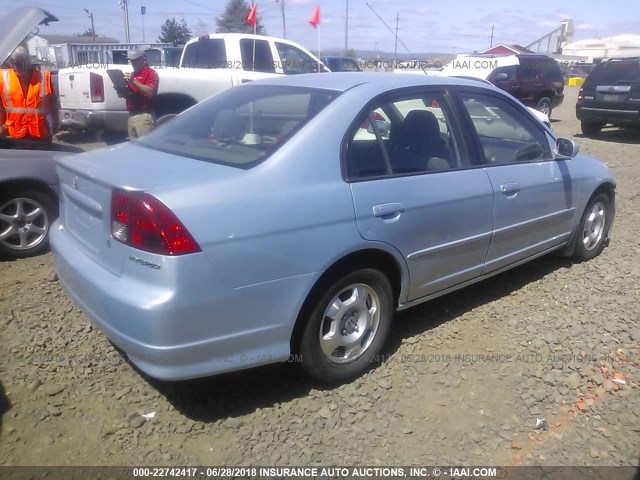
309,5,320,28
246,3,257,28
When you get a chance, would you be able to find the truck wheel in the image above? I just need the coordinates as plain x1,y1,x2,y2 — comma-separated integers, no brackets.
581,121,604,137
0,189,56,259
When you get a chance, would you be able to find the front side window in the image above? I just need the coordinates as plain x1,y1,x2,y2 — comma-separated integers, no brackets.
139,86,339,168
275,43,322,74
347,91,461,180
459,92,552,165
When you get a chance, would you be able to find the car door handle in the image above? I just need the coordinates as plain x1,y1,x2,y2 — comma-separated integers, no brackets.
500,183,520,195
373,203,405,219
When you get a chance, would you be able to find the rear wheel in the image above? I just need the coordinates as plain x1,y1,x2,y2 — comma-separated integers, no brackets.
536,97,552,117
299,269,394,384
573,193,611,262
0,190,56,259
581,121,604,136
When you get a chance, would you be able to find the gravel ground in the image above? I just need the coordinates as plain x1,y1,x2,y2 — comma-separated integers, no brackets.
1,86,639,471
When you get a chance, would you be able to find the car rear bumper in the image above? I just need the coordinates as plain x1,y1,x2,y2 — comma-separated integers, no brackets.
576,106,640,125
50,221,317,381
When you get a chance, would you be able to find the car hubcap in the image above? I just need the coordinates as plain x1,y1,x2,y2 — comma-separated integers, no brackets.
582,201,606,251
0,197,49,251
319,283,380,364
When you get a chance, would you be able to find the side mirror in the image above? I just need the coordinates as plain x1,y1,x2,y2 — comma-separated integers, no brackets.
367,119,390,136
556,137,580,158
494,72,509,81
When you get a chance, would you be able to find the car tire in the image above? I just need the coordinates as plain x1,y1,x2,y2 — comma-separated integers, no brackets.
299,268,394,384
535,97,552,117
573,192,611,262
0,189,56,259
581,121,604,136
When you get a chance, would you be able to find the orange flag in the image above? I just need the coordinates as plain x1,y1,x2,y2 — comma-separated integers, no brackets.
246,3,257,28
309,5,320,28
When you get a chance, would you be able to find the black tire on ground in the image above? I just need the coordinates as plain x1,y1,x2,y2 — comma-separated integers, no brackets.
535,97,552,118
581,121,604,137
573,192,612,262
0,189,57,259
299,268,394,384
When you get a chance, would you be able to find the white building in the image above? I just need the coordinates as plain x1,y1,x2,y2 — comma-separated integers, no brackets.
563,35,640,62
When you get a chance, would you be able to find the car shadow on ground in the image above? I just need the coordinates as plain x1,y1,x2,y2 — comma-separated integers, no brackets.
574,128,640,145
136,254,576,423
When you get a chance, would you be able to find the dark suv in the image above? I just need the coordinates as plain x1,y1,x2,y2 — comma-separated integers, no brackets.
576,57,640,136
486,55,565,117
442,54,565,117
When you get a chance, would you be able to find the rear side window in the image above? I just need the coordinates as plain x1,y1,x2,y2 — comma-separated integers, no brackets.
239,39,275,73
181,39,227,68
138,86,339,168
587,59,640,85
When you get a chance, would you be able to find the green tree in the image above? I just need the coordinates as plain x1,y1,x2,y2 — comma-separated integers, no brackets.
158,18,193,46
216,0,267,35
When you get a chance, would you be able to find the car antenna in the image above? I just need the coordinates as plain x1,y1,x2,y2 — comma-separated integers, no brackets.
365,2,428,75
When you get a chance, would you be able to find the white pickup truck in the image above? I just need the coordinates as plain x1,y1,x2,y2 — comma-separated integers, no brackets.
58,33,328,137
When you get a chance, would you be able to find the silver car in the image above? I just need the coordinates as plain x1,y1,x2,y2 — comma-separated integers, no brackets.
51,73,616,384
0,7,81,259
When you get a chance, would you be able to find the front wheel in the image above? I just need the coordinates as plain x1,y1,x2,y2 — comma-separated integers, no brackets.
299,269,394,384
536,97,552,117
573,193,611,262
0,190,56,259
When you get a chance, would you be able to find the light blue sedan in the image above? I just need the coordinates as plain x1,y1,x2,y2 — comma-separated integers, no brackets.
51,73,615,383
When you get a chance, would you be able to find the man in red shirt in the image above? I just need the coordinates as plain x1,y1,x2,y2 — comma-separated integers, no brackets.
124,50,159,139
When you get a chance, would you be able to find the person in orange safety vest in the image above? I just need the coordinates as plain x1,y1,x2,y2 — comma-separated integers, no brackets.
0,46,58,142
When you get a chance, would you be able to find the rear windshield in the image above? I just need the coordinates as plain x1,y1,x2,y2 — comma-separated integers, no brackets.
587,59,640,85
138,85,340,168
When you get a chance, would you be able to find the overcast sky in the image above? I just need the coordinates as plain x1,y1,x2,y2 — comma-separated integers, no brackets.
6,0,640,54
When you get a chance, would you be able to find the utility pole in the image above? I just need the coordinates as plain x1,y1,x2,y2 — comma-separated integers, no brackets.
490,25,494,47
118,0,131,44
345,0,349,56
394,13,399,65
84,9,96,42
276,0,287,38
141,6,146,43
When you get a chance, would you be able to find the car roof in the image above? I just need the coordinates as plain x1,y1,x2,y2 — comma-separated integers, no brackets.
246,72,499,93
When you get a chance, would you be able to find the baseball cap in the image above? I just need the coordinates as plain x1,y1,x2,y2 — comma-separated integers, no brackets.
127,50,146,61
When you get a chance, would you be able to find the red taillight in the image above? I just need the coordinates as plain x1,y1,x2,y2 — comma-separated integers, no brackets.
578,87,584,101
110,189,201,255
90,72,104,102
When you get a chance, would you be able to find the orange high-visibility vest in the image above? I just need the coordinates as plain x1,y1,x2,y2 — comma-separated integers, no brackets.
0,68,53,140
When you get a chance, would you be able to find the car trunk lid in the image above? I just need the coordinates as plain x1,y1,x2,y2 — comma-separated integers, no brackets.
0,7,57,63
56,143,244,274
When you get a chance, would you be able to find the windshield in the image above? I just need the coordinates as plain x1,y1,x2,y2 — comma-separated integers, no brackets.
138,85,340,168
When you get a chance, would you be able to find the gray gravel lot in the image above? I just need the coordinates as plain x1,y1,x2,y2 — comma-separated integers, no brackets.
1,86,639,471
